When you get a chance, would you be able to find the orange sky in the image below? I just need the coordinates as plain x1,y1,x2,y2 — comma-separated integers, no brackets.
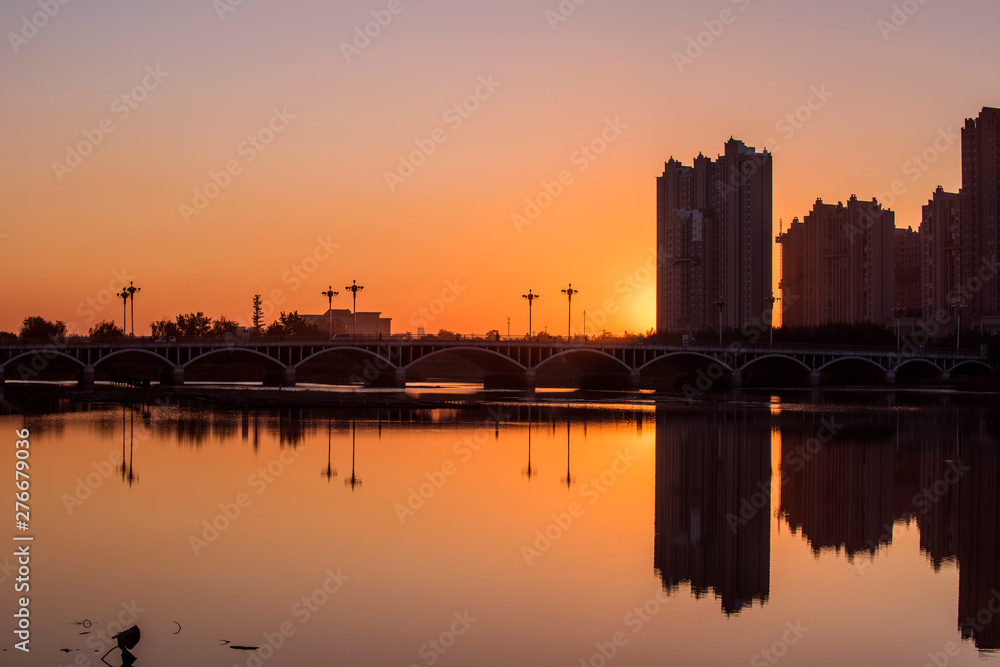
1,0,997,336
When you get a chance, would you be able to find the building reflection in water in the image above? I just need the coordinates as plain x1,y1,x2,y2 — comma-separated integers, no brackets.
654,406,771,616
779,417,895,558
778,406,1000,651
88,400,997,648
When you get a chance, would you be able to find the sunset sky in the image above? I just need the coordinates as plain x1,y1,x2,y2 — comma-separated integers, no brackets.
2,0,999,336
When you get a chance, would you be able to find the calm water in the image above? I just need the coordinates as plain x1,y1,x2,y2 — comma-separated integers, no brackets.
2,389,999,666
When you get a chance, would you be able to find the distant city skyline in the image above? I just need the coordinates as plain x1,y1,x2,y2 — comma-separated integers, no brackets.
2,1,999,336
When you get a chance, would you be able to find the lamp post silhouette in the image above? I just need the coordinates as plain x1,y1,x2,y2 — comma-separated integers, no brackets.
321,419,336,482
561,284,579,342
891,305,907,351
952,302,967,350
345,281,364,339
523,408,537,481
321,287,339,338
119,406,137,488
713,298,728,345
561,420,574,489
522,290,540,338
764,293,780,345
345,419,362,490
118,287,129,336
125,281,140,337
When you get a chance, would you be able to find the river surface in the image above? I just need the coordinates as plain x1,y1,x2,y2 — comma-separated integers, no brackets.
2,387,999,666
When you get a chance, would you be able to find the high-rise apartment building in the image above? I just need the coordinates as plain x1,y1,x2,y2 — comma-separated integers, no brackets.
657,139,772,334
919,186,962,322
961,107,1000,330
895,227,923,317
778,196,896,327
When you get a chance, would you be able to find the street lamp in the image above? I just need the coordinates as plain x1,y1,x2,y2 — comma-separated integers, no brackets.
321,286,339,338
891,305,907,351
345,280,364,339
125,282,140,337
118,287,129,336
952,302,967,350
764,293,781,345
561,284,579,342
713,298,728,346
522,290,540,338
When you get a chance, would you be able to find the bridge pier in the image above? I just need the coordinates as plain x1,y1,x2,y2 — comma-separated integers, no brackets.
0,364,4,385
629,369,641,388
79,365,95,387
942,370,951,380
886,370,896,384
809,370,821,387
394,367,407,387
284,367,296,387
524,369,536,387
172,366,185,386
731,369,742,389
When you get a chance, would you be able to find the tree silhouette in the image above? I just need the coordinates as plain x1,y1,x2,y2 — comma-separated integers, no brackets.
251,294,264,333
149,318,180,339
19,316,66,340
175,312,212,336
210,316,240,336
89,320,124,337
267,311,322,336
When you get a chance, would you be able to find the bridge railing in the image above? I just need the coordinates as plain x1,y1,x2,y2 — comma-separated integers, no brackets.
0,336,990,360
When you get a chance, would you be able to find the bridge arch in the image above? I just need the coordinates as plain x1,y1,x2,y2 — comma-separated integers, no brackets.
296,346,398,370
94,348,175,369
816,356,887,374
637,351,734,373
2,350,86,370
403,347,525,373
182,348,286,370
891,358,943,374
738,354,812,374
948,360,995,375
535,349,630,373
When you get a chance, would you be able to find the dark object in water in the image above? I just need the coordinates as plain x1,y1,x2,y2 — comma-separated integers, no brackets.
101,625,140,666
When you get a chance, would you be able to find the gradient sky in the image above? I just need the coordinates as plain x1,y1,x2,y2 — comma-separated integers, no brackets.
2,0,999,336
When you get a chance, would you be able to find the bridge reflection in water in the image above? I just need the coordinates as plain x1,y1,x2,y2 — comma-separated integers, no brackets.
0,338,993,388
88,397,1000,651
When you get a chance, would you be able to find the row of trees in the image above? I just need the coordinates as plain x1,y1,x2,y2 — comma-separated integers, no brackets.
0,311,327,341
149,311,326,337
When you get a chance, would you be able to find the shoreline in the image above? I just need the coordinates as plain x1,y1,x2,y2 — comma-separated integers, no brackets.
2,379,998,415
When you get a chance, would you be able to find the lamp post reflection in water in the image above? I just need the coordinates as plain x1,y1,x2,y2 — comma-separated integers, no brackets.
561,420,574,489
345,419,362,491
321,419,337,482
523,408,537,481
120,405,138,487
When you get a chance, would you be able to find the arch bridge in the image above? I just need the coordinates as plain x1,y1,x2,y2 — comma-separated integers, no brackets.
0,338,993,388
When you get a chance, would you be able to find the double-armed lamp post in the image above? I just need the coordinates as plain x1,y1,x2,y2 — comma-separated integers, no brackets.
952,302,967,350
118,282,141,336
321,286,339,338
764,293,780,345
522,290,540,338
561,284,579,342
713,298,728,345
345,280,364,339
891,305,907,351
